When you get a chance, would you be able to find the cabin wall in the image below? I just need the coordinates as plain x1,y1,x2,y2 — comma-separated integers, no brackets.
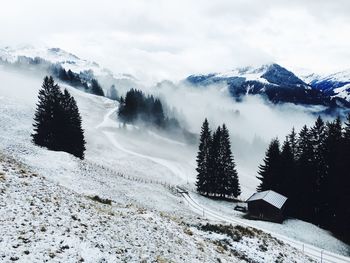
247,200,284,223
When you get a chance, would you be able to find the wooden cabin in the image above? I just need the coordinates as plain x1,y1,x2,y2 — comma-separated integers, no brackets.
246,190,287,223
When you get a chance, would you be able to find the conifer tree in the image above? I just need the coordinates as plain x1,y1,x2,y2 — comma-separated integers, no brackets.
295,125,314,219
337,113,350,242
32,76,86,159
196,119,212,195
107,85,118,100
62,89,86,159
256,138,281,192
309,116,327,221
91,79,104,96
279,138,295,197
32,76,62,150
208,126,222,196
152,99,165,127
319,117,342,227
288,127,297,159
221,124,240,198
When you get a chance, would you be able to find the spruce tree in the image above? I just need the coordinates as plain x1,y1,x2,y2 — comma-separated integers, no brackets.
32,76,86,159
256,138,281,192
196,119,212,195
288,127,298,159
221,124,240,198
62,89,86,159
310,116,326,222
279,137,295,197
337,113,350,242
152,99,165,127
91,79,104,96
208,126,222,196
32,76,63,150
108,85,118,100
319,117,342,227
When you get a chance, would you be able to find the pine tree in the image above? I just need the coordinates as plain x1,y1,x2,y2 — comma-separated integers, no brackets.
32,76,63,150
279,137,295,197
336,113,350,242
90,79,104,96
288,127,297,159
32,76,86,159
309,116,327,222
221,124,240,198
196,119,212,195
295,125,314,220
152,99,165,127
108,84,118,100
319,117,342,227
208,126,222,196
257,138,281,192
62,89,86,159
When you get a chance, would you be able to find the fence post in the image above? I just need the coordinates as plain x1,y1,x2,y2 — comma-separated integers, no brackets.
320,250,323,263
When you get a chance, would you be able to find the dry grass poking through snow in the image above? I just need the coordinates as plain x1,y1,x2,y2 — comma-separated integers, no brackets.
0,154,237,262
0,152,315,263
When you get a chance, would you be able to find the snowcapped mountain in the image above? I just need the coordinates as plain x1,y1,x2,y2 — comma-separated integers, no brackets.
303,70,350,102
0,45,140,94
185,63,349,108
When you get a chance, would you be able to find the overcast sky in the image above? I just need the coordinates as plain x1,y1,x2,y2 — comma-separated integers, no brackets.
1,0,350,83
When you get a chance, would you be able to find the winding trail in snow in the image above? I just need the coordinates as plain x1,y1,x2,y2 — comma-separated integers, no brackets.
180,190,350,263
95,104,190,183
97,104,350,263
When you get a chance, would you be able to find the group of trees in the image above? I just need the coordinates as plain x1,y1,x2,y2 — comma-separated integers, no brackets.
196,119,241,199
51,65,105,96
32,76,86,159
257,115,350,242
0,55,105,97
118,89,180,129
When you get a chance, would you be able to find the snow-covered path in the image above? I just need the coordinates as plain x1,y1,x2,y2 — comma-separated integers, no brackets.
96,103,349,262
180,190,350,263
95,104,191,183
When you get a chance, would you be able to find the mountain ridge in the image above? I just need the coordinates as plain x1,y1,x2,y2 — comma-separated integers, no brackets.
185,63,350,110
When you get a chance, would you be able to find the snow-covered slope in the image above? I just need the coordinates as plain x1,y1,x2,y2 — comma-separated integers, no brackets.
0,68,330,262
0,45,140,95
303,70,350,102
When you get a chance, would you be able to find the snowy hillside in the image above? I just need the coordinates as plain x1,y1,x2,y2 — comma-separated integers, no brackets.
0,65,349,262
0,46,140,95
0,68,331,262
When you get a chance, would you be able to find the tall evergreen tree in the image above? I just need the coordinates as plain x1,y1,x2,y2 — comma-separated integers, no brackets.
32,76,63,150
220,124,240,198
309,116,327,222
62,89,86,159
295,125,314,219
107,84,118,100
288,127,298,159
256,138,281,192
196,119,212,195
32,76,86,159
319,117,342,227
279,137,295,197
337,114,350,242
90,79,104,96
208,126,222,196
152,99,165,127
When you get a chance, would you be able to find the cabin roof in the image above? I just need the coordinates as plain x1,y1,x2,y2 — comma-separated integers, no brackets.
246,190,287,209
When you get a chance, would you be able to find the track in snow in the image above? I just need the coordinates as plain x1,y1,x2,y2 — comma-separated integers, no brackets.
180,190,350,263
97,104,350,263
